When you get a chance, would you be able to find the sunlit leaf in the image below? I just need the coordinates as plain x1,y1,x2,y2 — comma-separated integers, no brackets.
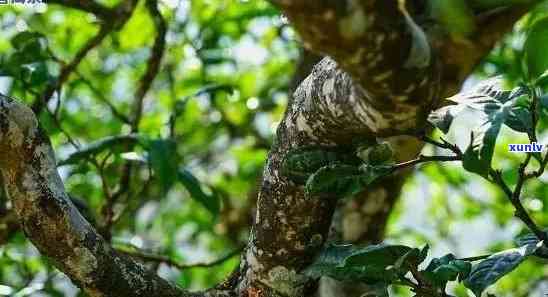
148,138,179,194
524,16,548,82
304,243,412,283
464,243,540,296
58,134,141,166
178,169,220,216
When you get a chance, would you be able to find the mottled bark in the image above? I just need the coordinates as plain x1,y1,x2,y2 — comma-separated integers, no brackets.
0,95,228,297
0,1,536,297
237,1,534,297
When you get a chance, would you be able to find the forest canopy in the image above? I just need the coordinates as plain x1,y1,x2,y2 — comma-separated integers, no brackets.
1,1,548,297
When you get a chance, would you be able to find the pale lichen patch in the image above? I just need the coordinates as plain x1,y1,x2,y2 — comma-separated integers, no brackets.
264,266,307,297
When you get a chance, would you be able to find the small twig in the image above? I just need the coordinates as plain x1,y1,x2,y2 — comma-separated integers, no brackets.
32,24,113,113
421,135,463,158
458,254,491,262
393,154,461,172
490,165,548,243
46,0,115,19
32,0,139,114
117,245,244,270
130,0,167,131
75,72,130,124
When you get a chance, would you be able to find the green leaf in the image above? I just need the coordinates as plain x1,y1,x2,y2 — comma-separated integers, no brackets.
523,16,548,82
433,79,527,176
178,169,220,216
11,31,46,51
428,77,520,134
304,164,393,198
58,134,141,166
10,31,49,64
394,245,429,275
505,106,533,134
357,142,394,165
304,244,412,283
429,0,476,37
422,253,471,286
148,138,179,194
305,164,364,198
360,164,394,184
464,243,540,296
539,94,548,111
428,104,466,133
514,230,548,258
282,146,360,184
21,62,51,86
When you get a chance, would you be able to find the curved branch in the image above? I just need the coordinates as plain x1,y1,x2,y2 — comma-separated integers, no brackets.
239,1,535,297
117,245,244,271
32,0,140,114
130,0,168,131
0,94,217,297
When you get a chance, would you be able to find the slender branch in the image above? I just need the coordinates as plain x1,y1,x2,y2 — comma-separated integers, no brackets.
102,0,168,240
117,245,244,271
46,0,115,19
75,72,131,124
490,158,546,242
393,154,461,172
422,134,548,244
32,24,113,113
458,254,491,262
32,0,139,114
130,0,167,131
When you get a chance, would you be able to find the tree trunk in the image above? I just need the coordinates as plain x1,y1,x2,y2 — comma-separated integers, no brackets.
0,1,534,297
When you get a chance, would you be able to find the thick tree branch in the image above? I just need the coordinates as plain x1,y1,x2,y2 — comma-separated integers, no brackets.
0,94,228,297
238,1,536,297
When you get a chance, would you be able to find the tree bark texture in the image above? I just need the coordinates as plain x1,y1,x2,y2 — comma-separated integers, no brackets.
0,1,535,297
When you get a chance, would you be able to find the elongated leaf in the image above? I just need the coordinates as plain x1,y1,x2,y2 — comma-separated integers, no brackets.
304,244,412,283
428,104,467,133
524,16,548,82
394,245,429,274
282,146,360,184
148,139,179,194
178,169,220,216
360,164,394,185
428,77,515,133
305,164,363,198
11,31,46,50
505,106,533,134
58,134,141,166
305,163,393,199
514,230,548,258
464,243,540,296
430,79,527,176
423,253,472,286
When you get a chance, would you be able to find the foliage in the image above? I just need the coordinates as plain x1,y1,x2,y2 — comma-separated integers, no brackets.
1,1,548,297
305,4,548,296
0,0,291,294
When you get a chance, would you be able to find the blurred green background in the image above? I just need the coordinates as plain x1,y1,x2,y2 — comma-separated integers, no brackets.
0,1,547,296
